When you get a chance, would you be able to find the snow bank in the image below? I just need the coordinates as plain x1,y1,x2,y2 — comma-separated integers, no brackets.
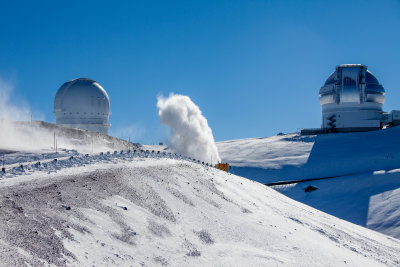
0,147,202,179
0,158,399,266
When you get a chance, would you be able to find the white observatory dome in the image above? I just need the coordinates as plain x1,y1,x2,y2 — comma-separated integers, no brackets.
54,78,111,135
319,64,385,132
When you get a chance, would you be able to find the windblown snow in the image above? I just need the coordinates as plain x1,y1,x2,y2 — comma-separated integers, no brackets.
157,94,221,164
0,151,399,266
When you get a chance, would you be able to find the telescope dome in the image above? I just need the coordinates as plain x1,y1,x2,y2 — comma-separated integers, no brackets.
318,65,385,132
319,64,385,106
54,78,111,134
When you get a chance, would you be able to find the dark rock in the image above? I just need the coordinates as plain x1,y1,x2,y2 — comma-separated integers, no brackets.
305,185,318,192
61,205,71,210
195,230,214,244
186,249,201,257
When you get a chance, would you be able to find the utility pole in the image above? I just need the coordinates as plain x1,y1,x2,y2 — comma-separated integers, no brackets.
2,154,4,173
30,114,33,145
53,132,56,151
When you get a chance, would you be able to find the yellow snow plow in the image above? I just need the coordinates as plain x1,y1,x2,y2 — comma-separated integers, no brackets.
215,163,230,173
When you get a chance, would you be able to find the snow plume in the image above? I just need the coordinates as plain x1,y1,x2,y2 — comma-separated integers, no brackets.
157,93,221,164
0,77,132,154
0,78,32,121
110,124,146,143
0,78,57,151
0,77,102,153
0,77,37,150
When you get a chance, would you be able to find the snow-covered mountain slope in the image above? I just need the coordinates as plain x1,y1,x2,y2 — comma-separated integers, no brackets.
217,127,400,239
217,126,400,183
0,158,399,266
0,120,138,154
273,169,400,239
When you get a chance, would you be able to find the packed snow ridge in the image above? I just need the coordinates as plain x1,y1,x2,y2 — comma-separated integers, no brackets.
0,148,202,179
0,155,399,266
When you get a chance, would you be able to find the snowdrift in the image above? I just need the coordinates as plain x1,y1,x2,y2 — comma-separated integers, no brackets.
0,158,399,266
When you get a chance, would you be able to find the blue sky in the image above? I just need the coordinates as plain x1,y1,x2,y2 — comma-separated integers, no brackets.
0,0,399,143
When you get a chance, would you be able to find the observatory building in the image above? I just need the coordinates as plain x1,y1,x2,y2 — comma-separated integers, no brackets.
54,78,111,135
319,64,385,132
302,64,400,134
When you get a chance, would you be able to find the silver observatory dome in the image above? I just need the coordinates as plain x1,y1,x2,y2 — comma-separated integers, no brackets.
319,64,385,106
54,78,111,134
318,64,386,132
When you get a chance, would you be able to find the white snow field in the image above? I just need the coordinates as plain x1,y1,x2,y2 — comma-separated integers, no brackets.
273,170,400,239
217,126,400,183
0,154,399,266
217,126,400,239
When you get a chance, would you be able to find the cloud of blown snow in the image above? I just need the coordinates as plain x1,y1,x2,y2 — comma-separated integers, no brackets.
0,77,54,151
0,77,32,121
157,93,221,164
0,77,110,153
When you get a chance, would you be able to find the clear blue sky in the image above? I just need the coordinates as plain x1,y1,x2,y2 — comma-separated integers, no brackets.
1,0,399,144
